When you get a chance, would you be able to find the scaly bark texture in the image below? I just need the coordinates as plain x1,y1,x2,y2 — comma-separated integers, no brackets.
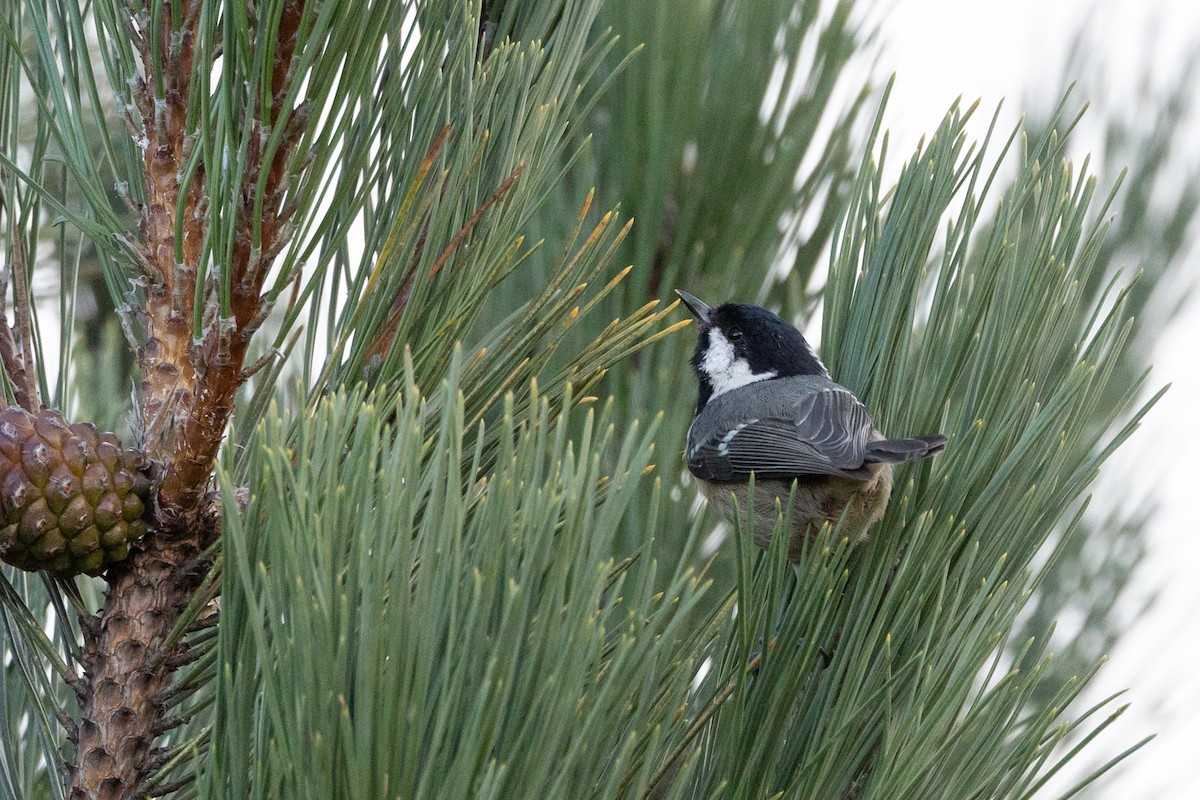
68,1,308,797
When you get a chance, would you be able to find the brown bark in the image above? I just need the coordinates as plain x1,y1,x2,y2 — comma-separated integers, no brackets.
69,525,211,800
0,225,41,411
68,1,307,797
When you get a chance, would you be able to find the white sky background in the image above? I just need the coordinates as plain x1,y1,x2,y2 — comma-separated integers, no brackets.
878,1,1200,797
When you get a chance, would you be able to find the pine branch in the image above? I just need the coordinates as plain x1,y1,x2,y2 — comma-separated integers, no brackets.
70,0,309,796
139,0,306,521
0,219,40,411
1,2,1168,798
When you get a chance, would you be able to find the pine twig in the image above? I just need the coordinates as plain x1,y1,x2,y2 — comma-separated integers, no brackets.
70,1,310,797
364,161,525,363
0,220,41,411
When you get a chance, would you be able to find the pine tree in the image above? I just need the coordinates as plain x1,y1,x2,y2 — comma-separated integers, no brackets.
0,1,1159,798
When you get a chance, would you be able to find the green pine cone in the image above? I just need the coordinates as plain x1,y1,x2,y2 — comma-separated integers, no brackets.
0,407,151,577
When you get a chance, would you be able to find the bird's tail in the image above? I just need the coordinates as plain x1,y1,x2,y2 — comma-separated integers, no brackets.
864,434,947,464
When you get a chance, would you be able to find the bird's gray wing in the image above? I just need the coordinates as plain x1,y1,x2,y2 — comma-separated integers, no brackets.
687,383,874,481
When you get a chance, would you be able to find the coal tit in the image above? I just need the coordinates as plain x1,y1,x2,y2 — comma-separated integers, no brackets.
676,290,946,562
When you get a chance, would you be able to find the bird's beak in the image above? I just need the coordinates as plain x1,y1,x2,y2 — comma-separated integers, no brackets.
674,289,712,325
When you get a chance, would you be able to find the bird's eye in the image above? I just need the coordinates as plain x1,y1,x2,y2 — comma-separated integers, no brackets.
728,326,743,341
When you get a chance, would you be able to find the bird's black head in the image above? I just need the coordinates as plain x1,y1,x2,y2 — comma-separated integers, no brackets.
676,290,828,412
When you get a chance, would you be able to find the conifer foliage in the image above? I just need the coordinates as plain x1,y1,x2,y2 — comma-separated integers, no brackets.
0,1,1157,798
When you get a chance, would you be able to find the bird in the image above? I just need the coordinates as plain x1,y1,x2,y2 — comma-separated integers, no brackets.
676,290,946,563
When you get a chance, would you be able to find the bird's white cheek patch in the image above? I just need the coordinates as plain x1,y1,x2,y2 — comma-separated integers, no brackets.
701,329,777,398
